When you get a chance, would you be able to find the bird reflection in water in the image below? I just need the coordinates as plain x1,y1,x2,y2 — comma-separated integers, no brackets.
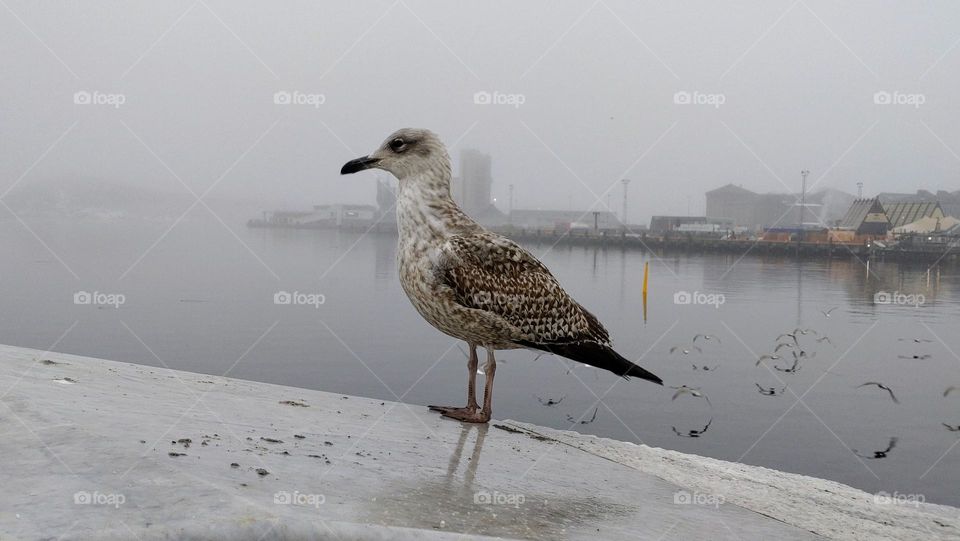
853,437,898,459
443,423,488,492
672,418,712,438
756,383,787,396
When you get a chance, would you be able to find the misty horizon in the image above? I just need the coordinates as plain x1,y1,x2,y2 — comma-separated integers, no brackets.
4,1,960,226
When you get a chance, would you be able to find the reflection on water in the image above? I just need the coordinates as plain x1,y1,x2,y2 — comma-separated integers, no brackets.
2,217,960,505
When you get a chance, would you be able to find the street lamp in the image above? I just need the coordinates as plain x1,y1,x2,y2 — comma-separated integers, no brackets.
621,179,631,230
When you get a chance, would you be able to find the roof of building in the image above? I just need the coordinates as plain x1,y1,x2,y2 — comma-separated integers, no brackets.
883,201,941,228
839,198,881,229
706,184,757,196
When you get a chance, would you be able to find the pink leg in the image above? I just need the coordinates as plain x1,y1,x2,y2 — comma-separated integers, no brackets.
430,345,495,423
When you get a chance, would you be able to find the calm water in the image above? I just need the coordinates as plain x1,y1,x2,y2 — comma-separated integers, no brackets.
2,213,960,506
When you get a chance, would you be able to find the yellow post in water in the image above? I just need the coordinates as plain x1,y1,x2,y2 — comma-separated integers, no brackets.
642,262,649,296
642,261,649,322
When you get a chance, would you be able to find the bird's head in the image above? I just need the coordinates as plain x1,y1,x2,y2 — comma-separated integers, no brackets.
340,128,449,181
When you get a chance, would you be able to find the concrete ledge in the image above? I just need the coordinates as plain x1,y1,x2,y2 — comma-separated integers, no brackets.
0,344,956,540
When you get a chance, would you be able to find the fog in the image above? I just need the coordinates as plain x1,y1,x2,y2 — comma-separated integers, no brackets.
3,1,959,223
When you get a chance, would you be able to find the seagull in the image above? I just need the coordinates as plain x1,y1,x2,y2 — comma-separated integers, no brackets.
774,358,801,373
773,342,794,353
776,332,799,346
670,345,702,355
672,418,712,438
567,407,599,425
692,334,721,345
670,385,712,406
857,382,899,404
756,383,787,396
341,129,662,423
535,395,565,407
853,437,898,459
898,354,931,360
691,364,718,371
819,307,837,318
942,423,960,432
945,386,959,397
815,336,832,345
793,327,818,336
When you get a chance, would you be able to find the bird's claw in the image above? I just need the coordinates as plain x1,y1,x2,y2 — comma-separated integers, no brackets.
428,405,490,423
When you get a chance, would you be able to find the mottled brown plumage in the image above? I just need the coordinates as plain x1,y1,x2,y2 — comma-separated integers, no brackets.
341,128,662,422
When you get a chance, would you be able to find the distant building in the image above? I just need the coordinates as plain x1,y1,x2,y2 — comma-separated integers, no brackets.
838,197,944,235
510,209,621,230
839,197,891,235
880,201,944,228
264,204,377,228
649,216,732,233
449,148,507,225
705,183,854,230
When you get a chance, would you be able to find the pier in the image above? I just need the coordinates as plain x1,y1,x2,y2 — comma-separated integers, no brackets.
2,344,958,539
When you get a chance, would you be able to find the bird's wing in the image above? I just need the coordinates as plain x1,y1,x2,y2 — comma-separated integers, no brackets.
945,386,958,397
436,232,609,345
670,346,679,354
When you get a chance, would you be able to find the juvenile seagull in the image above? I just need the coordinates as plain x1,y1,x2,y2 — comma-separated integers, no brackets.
857,382,899,404
341,129,662,423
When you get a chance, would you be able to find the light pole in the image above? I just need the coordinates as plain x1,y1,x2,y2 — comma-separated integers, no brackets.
799,170,809,227
798,169,809,248
621,179,631,230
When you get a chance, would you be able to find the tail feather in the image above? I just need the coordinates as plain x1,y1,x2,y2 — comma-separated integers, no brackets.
518,340,663,385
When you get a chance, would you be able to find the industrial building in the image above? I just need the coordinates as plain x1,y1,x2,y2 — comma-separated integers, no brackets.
705,184,854,230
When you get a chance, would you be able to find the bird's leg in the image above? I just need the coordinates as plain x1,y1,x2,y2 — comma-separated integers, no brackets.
477,348,496,422
432,346,495,423
466,343,480,411
429,342,481,418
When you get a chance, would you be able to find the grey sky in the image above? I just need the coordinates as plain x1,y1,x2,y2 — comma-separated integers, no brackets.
2,0,959,223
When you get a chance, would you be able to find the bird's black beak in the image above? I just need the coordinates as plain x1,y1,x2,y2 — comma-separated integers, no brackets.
340,156,380,175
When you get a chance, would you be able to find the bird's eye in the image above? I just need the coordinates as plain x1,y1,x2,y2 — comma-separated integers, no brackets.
389,138,406,152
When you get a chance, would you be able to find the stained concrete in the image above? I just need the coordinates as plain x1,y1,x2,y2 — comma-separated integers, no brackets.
0,344,922,539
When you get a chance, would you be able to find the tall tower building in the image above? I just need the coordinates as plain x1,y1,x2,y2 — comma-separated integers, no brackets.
451,149,492,217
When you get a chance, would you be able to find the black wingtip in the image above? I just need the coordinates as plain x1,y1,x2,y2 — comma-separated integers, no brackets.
519,340,663,386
